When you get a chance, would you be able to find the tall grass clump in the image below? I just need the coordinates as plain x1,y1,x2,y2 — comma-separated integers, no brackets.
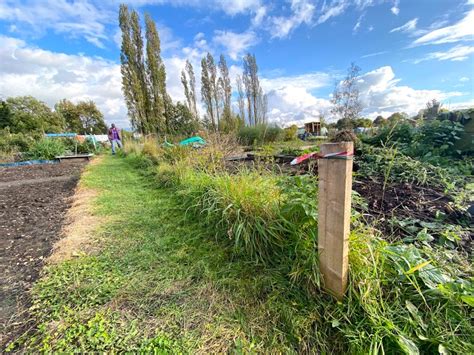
125,137,474,354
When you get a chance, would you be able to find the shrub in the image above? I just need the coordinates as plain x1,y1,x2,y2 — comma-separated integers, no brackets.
238,124,283,146
283,125,298,141
0,131,37,153
362,122,414,147
410,119,463,157
28,138,66,160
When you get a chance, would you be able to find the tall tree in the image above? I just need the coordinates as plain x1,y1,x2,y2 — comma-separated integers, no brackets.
218,54,232,122
257,87,268,125
331,63,362,129
201,56,215,131
181,60,198,120
0,99,13,130
76,101,108,134
6,96,64,133
55,99,81,133
186,60,198,120
242,53,266,126
207,53,220,126
56,99,106,134
145,13,166,133
236,75,246,123
119,5,167,134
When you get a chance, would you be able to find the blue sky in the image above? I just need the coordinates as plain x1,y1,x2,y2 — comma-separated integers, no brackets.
0,0,473,127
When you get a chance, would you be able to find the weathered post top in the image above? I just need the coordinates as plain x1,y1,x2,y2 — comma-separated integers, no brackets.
318,141,353,300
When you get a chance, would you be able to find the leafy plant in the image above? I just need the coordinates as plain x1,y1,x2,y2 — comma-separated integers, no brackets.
28,138,66,160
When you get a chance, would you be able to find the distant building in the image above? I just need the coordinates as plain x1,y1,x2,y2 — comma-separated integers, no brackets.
304,121,321,136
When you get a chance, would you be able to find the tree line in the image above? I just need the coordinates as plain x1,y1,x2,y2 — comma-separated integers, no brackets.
0,96,107,134
119,4,268,136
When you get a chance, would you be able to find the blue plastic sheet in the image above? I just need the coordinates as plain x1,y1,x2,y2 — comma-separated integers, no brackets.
179,136,206,146
0,159,58,167
45,133,77,137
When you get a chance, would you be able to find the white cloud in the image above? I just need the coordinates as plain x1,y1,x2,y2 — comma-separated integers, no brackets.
317,0,348,25
213,30,259,60
459,77,470,82
390,0,399,15
261,72,332,92
390,18,418,34
268,0,316,38
353,14,364,33
412,10,474,46
357,66,463,117
0,35,127,127
260,66,466,126
0,0,113,48
361,51,388,58
412,45,474,64
213,0,261,16
252,5,267,26
266,86,332,127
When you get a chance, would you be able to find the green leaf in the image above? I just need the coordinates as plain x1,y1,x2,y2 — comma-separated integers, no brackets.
460,295,474,307
397,335,419,355
438,343,449,354
405,260,431,275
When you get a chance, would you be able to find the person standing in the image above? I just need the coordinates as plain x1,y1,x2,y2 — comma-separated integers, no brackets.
108,123,123,155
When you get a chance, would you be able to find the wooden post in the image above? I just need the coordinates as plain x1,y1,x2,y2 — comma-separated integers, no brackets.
318,141,353,300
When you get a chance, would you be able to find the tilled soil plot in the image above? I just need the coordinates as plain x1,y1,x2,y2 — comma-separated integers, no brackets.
0,161,86,348
353,177,473,251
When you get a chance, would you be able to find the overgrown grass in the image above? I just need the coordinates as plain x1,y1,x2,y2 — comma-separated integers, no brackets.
125,142,473,353
9,146,473,353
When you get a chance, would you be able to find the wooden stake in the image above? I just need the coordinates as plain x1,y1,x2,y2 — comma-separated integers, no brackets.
318,141,353,300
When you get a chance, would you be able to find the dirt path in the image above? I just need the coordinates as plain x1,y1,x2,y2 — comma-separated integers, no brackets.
0,161,86,348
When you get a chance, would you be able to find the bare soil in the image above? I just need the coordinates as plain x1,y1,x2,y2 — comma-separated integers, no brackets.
353,177,473,250
0,161,86,348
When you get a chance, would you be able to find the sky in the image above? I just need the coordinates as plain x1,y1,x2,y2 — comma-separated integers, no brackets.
0,0,473,128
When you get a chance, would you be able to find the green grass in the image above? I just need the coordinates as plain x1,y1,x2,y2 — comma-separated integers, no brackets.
7,155,337,352
9,153,473,353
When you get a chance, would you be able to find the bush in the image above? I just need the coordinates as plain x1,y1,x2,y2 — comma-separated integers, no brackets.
283,125,298,141
62,137,97,154
362,122,414,147
0,131,37,153
410,119,464,157
28,138,66,160
238,124,283,146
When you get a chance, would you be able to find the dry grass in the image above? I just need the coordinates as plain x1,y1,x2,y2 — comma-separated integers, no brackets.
48,158,104,264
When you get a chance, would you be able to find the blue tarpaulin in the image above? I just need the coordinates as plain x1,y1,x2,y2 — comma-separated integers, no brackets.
179,136,206,146
45,133,77,137
0,159,58,167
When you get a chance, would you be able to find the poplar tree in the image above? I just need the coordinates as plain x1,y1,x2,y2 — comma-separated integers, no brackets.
186,61,198,120
119,4,167,134
207,53,220,126
145,13,166,133
181,69,190,113
201,56,215,130
181,60,198,120
242,53,266,126
218,54,232,122
119,5,145,132
236,75,246,123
